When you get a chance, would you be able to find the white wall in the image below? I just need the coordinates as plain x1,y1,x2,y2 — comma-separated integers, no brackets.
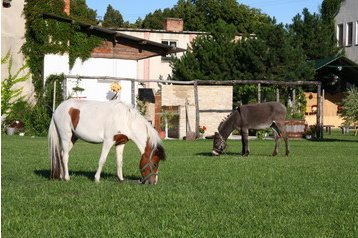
1,0,35,101
44,54,137,104
335,0,358,63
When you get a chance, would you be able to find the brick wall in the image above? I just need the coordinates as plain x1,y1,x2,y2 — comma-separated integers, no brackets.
161,85,233,138
164,18,184,32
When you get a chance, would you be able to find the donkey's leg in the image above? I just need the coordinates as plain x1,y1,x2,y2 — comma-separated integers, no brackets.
241,129,250,156
272,129,280,156
280,126,290,156
94,140,113,182
274,123,290,156
115,144,125,182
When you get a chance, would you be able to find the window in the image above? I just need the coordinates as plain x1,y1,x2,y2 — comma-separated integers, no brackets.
356,21,358,45
161,40,177,60
337,24,344,47
346,22,353,46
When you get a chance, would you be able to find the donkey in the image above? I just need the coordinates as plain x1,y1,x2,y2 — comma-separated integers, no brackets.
212,102,289,156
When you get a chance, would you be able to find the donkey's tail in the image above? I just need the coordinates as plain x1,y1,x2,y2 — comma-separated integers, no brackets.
48,117,62,179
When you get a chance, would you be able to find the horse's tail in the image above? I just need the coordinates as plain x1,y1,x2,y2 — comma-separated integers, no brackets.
48,117,62,179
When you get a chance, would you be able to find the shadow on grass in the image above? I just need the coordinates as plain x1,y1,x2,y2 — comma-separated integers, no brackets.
195,152,242,156
34,170,141,182
308,138,358,143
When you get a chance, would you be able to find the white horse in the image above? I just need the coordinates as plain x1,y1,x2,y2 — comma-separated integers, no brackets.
48,99,166,184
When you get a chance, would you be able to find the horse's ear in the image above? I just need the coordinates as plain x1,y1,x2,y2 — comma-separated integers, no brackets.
205,134,215,139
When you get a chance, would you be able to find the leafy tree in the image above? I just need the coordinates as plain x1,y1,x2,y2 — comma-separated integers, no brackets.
288,0,341,60
102,4,124,28
1,51,30,117
139,0,270,33
340,87,358,125
171,20,314,104
141,8,175,29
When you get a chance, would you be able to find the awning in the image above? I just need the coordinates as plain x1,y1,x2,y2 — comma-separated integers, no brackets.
42,13,186,60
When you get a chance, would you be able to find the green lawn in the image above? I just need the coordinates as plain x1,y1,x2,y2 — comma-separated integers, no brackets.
1,131,358,237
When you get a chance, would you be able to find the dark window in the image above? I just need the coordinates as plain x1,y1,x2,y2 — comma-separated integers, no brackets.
161,40,177,61
337,24,344,47
347,22,353,46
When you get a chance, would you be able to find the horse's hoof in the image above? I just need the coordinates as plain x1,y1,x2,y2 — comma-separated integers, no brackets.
272,152,277,156
212,150,220,156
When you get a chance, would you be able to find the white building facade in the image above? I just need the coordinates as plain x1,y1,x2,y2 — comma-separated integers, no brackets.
335,0,358,63
117,19,204,88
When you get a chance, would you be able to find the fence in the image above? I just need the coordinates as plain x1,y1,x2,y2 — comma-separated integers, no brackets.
63,75,323,139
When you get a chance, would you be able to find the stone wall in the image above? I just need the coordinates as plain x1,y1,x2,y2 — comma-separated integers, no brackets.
161,85,233,139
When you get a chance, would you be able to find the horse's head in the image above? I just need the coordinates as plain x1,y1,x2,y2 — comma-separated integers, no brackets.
139,140,166,185
212,132,227,156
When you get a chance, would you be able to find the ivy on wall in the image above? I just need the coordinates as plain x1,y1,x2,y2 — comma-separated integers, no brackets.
21,0,103,98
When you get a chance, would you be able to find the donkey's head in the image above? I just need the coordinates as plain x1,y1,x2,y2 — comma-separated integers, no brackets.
139,140,166,185
212,132,227,156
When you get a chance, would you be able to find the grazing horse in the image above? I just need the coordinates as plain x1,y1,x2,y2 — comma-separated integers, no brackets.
212,102,289,156
48,99,166,184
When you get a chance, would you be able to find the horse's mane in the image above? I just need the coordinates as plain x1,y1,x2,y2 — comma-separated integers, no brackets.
115,101,162,149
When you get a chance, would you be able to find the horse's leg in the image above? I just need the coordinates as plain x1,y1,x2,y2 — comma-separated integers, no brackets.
94,140,113,182
60,138,73,181
241,129,249,156
115,144,125,182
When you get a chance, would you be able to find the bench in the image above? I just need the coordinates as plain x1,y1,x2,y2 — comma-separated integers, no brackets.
339,125,358,135
323,125,334,135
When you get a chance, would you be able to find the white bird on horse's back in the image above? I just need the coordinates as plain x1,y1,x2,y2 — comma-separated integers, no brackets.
48,99,166,184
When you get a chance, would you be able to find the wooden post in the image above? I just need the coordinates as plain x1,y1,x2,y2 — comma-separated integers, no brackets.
316,83,323,139
257,83,261,103
194,80,200,138
292,88,296,114
322,89,325,132
131,80,135,106
52,81,57,112
276,88,280,102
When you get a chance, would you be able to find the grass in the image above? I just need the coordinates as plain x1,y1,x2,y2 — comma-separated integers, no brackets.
1,130,358,237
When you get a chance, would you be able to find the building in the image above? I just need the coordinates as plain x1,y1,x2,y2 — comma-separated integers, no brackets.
116,19,205,89
335,0,358,63
1,0,35,101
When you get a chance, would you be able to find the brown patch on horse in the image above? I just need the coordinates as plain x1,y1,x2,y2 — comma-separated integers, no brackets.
113,134,129,146
139,139,164,184
68,107,80,130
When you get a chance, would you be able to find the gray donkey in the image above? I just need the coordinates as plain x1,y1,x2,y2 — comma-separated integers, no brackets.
212,102,289,156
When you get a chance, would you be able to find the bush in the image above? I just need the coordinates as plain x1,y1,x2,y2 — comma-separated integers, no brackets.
4,99,51,136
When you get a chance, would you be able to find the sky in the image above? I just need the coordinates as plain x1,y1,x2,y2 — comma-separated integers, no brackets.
86,0,323,25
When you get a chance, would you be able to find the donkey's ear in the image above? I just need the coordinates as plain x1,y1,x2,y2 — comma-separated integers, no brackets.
205,135,215,139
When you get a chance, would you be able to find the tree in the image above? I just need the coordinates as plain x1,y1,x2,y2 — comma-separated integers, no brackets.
340,87,358,125
139,0,270,33
102,4,124,28
171,20,314,104
288,1,341,60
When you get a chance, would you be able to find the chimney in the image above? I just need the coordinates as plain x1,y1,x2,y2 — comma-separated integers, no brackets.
164,18,184,32
64,0,70,15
